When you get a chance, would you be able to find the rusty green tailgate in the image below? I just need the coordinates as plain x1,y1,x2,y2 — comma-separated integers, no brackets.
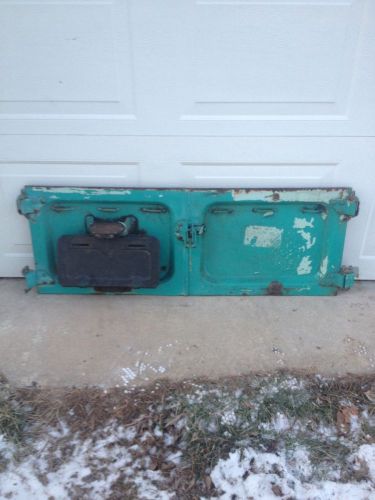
17,186,359,295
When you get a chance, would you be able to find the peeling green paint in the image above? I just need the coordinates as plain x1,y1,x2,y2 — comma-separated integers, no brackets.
31,186,132,196
297,230,316,251
244,225,283,248
232,188,351,203
293,217,314,229
297,256,313,275
320,256,329,277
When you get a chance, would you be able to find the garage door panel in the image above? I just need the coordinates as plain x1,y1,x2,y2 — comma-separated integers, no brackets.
0,137,374,278
172,162,339,188
0,0,374,136
181,0,362,120
361,206,375,257
0,0,136,119
139,0,375,136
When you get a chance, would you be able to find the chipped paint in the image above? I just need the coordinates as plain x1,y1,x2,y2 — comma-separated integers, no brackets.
297,229,316,250
293,217,314,229
294,218,316,250
232,188,350,204
320,256,328,277
19,185,358,295
261,210,275,217
32,187,132,195
297,256,312,275
244,225,283,248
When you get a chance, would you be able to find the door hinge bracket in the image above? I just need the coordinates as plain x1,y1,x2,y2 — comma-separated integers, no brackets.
320,266,358,290
22,266,55,291
175,222,205,248
17,191,45,221
331,196,359,220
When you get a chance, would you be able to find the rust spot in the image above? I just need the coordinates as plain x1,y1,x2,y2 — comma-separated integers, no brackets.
267,281,283,295
272,192,280,201
89,221,125,237
340,265,355,275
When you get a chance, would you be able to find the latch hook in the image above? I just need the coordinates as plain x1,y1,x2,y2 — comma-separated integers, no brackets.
85,215,138,239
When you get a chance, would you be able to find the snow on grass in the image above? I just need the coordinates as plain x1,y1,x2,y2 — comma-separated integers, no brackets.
1,373,375,498
208,446,375,500
352,445,375,483
260,412,290,432
0,424,174,499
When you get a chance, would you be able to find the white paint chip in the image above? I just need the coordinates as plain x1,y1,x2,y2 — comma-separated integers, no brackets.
232,189,348,203
293,217,314,229
244,226,283,248
297,229,316,250
297,256,312,275
294,218,316,251
320,256,328,276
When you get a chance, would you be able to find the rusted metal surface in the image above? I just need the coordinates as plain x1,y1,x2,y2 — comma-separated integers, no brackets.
86,215,138,239
267,281,284,296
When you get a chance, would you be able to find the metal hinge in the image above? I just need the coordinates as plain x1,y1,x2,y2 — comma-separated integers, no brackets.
331,196,360,220
175,222,205,248
320,266,358,290
17,191,45,221
22,266,55,291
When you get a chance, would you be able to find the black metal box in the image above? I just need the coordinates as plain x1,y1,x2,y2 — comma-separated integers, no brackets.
57,234,160,289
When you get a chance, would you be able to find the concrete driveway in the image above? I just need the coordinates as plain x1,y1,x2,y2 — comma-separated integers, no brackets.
0,279,374,387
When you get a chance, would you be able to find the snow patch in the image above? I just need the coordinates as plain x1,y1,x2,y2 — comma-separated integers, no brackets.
208,447,375,500
0,425,174,500
121,359,168,386
261,412,290,433
221,410,237,426
352,444,375,482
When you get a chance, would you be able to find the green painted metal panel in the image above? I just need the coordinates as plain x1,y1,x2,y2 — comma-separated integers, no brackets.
17,186,359,296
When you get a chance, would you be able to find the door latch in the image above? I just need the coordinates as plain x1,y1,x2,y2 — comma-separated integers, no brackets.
175,222,205,248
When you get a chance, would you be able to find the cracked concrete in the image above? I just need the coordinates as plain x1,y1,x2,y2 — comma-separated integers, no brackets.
0,279,374,387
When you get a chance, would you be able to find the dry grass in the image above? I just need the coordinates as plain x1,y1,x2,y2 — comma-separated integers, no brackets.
1,371,375,498
0,374,25,443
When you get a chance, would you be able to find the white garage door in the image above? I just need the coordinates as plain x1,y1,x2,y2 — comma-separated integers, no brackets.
0,0,374,278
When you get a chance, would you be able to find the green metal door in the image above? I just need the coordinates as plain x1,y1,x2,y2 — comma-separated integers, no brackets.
18,186,359,296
